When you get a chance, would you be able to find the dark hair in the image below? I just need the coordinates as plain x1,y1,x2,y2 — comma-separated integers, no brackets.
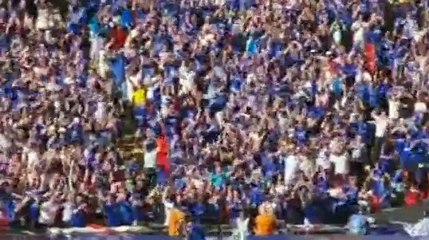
246,207,259,233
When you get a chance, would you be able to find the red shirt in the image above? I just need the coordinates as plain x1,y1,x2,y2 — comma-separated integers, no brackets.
110,27,128,50
405,190,421,206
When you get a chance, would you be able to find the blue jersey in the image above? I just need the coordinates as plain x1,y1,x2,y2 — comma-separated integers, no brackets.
103,203,121,227
187,224,206,240
71,209,87,227
118,200,134,225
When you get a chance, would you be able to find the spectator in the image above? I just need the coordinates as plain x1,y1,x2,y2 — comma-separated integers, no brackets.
168,205,185,237
254,203,277,236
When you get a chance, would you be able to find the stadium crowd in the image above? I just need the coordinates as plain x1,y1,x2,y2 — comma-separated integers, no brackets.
1,0,429,237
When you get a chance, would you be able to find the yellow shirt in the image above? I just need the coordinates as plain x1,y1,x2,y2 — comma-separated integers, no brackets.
254,214,276,236
168,209,185,236
133,88,147,106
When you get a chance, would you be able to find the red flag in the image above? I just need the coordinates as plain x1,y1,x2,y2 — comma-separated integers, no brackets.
157,135,170,173
364,43,377,74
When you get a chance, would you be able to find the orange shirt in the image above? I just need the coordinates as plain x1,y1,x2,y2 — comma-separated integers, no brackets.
168,209,185,236
254,214,276,236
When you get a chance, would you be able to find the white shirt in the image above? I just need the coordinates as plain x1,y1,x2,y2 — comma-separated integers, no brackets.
274,185,287,195
95,101,107,122
388,100,400,119
163,200,174,226
25,149,39,170
231,23,241,35
144,149,157,169
373,116,388,138
98,50,110,78
36,8,49,30
144,77,158,100
160,95,171,117
316,149,331,170
329,153,349,175
351,21,364,44
214,0,225,6
46,82,60,92
284,155,298,184
329,138,342,154
90,37,105,60
39,201,60,225
63,77,76,85
179,68,195,95
0,134,11,151
62,202,75,223
355,70,372,83
415,102,427,113
328,187,344,199
125,28,140,48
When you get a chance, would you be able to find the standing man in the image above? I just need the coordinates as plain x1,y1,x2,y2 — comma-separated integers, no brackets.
143,137,158,188
371,111,389,164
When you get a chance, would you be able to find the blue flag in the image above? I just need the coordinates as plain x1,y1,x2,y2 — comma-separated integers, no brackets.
111,53,127,86
121,9,134,28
